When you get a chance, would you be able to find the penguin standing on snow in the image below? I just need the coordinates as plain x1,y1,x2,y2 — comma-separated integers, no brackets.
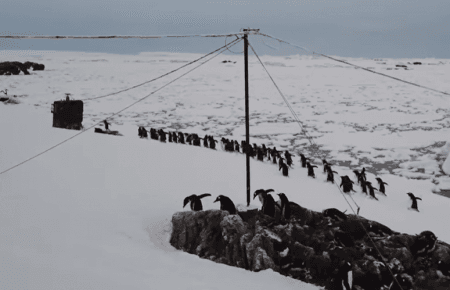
183,194,212,211
340,176,356,193
214,195,237,214
375,178,388,196
285,151,294,167
365,181,379,200
253,189,276,218
277,193,291,220
300,154,308,168
353,170,361,184
280,163,289,177
203,135,209,147
407,192,422,211
307,162,318,178
327,170,338,183
173,132,178,143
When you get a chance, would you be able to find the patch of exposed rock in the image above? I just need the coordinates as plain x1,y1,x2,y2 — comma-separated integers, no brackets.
170,206,450,290
0,61,45,75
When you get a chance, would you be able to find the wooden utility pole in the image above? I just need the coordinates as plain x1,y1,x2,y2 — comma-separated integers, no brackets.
243,28,259,206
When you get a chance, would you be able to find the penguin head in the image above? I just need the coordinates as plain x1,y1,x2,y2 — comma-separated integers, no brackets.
214,195,222,203
253,190,264,200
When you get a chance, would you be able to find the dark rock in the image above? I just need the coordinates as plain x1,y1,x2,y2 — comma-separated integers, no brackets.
170,204,450,290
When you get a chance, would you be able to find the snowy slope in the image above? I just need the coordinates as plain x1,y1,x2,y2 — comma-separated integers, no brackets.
1,50,450,289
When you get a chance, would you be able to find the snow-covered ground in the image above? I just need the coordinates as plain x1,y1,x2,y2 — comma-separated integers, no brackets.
1,49,450,289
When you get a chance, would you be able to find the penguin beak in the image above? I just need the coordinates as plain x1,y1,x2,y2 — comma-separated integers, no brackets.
213,197,219,203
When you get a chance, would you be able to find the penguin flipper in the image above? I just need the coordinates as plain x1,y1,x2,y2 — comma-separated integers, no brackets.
198,193,212,199
416,197,422,200
183,196,191,208
265,189,275,194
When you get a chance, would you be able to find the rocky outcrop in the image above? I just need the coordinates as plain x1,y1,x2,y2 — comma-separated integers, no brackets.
0,61,45,75
170,205,450,290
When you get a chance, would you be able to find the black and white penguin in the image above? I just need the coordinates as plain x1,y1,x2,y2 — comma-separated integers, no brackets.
172,132,178,143
203,135,208,148
360,167,367,182
340,176,356,193
323,208,347,221
253,189,276,218
285,151,294,166
327,170,338,183
183,194,212,211
235,141,240,153
277,193,291,220
360,180,368,195
257,148,264,161
307,163,318,178
214,195,237,215
299,154,308,168
209,136,218,149
159,129,168,142
280,163,289,177
329,260,353,290
407,192,422,211
178,132,185,144
365,181,379,200
375,177,388,196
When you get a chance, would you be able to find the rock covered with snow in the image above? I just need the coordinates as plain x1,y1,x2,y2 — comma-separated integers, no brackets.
171,206,450,290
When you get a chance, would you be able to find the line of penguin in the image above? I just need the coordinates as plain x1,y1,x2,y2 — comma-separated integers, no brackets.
137,126,294,177
138,126,422,212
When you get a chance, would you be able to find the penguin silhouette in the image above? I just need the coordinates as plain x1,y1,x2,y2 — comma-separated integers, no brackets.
300,154,308,168
214,195,237,214
183,194,212,211
407,192,422,211
365,181,379,200
375,177,388,196
253,189,276,218
280,163,289,177
277,193,291,220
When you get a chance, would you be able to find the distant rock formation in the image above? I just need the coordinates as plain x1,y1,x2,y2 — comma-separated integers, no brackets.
0,61,45,75
171,205,450,290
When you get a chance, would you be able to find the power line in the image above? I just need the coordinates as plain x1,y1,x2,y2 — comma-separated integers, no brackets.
248,41,361,214
0,37,243,176
65,37,244,102
249,40,404,290
0,32,256,40
257,32,450,97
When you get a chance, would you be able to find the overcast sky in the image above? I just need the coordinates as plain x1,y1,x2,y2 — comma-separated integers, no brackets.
1,0,449,58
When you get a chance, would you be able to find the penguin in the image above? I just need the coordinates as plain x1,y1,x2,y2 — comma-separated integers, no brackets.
178,132,185,144
253,189,276,218
360,180,368,195
375,177,388,196
277,193,291,220
173,132,178,143
360,167,367,181
159,129,167,142
407,192,421,211
209,136,218,150
327,170,338,183
235,141,240,153
257,148,264,161
168,131,173,142
214,195,237,215
300,154,309,168
307,163,318,178
193,136,201,146
285,151,294,167
365,181,379,200
280,163,289,177
183,194,212,211
203,135,208,148
340,176,356,193
322,208,347,221
328,259,353,290
278,156,285,169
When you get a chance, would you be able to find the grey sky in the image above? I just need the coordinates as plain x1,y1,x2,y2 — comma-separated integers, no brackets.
1,0,449,58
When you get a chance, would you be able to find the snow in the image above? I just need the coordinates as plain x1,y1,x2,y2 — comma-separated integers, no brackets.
1,50,450,289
